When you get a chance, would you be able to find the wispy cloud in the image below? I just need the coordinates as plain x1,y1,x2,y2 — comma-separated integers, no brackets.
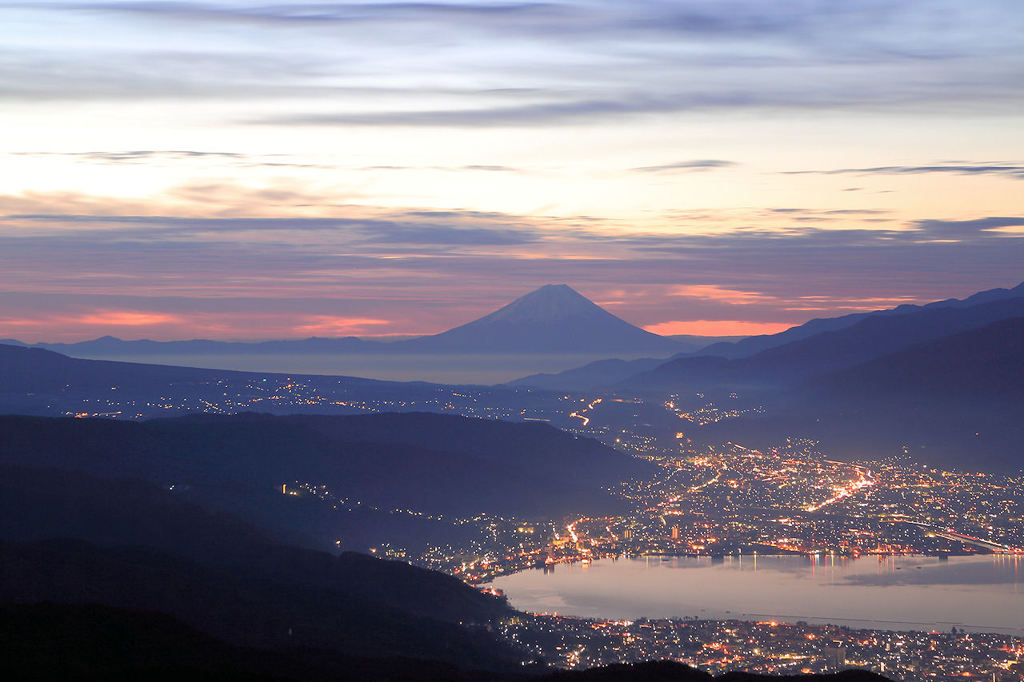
13,150,243,162
785,163,1024,180
631,159,736,173
909,216,1024,237
669,285,773,305
6,1,1019,121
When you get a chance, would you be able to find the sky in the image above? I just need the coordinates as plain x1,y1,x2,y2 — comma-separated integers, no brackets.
1,0,1023,342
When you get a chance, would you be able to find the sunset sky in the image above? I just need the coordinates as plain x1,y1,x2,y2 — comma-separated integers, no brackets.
2,0,1023,341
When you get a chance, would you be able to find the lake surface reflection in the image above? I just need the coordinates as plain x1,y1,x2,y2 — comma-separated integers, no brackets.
490,554,1024,634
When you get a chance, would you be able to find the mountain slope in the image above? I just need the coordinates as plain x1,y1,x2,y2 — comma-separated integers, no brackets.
693,318,1024,470
624,295,1024,392
0,412,650,526
697,281,1024,360
399,284,679,353
509,356,672,390
810,316,1024,403
1,602,495,682
0,466,522,672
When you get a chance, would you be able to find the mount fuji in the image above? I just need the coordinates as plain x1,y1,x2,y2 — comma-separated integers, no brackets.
398,284,680,354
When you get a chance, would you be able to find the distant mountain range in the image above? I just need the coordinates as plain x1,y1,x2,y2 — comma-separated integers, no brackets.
3,284,725,359
515,281,1024,392
621,284,1024,471
623,294,1024,392
696,280,1024,360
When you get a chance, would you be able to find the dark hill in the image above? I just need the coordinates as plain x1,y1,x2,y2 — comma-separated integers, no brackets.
0,342,415,394
0,465,522,672
2,604,896,682
0,602,493,682
0,343,245,393
1,540,517,671
0,412,650,526
0,466,506,624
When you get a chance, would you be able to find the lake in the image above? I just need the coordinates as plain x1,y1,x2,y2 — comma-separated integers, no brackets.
490,554,1024,634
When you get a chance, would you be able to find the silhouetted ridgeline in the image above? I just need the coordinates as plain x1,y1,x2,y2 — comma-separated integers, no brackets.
0,465,521,674
0,342,412,394
0,413,651,546
623,296,1024,393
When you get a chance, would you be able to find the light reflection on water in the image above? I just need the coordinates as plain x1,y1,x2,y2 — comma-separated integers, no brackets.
491,554,1024,634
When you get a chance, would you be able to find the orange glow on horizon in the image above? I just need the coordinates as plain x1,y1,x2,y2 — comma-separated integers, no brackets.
75,311,182,326
293,316,392,336
644,319,794,336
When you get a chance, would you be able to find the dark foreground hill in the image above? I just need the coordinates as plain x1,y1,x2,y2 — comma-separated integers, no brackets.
0,412,647,523
2,603,894,682
0,465,521,674
0,467,893,682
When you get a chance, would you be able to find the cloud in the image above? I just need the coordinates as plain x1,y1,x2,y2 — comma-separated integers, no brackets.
0,309,182,331
246,90,887,128
293,315,392,335
13,150,244,162
669,284,773,305
3,213,541,248
13,2,558,26
358,164,523,172
786,164,1024,180
5,0,1022,128
631,159,737,173
910,216,1024,237
459,164,520,172
10,150,336,170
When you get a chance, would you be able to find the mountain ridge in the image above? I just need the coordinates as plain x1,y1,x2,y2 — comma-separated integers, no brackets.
621,293,1024,392
697,280,1024,360
5,284,687,357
